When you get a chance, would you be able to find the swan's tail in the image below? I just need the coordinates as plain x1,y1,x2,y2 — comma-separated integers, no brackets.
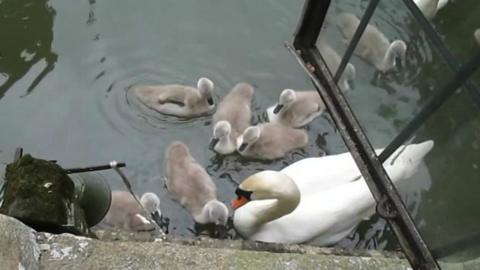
385,140,434,181
437,0,448,10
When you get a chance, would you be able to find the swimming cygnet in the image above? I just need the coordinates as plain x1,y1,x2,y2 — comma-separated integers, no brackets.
337,13,407,72
236,123,308,160
475,29,480,45
210,83,254,154
267,89,325,128
102,191,162,232
134,77,215,118
164,141,229,226
318,42,356,91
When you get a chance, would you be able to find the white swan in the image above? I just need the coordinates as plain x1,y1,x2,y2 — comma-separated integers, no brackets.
267,89,325,128
318,42,356,91
134,77,215,118
102,191,162,232
236,123,309,161
232,140,434,245
414,0,449,20
210,83,254,154
165,141,229,225
337,13,407,72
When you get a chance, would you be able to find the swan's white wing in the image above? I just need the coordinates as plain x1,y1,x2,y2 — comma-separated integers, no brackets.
280,152,362,195
251,141,433,244
250,179,375,245
383,140,434,181
437,0,448,10
282,140,433,195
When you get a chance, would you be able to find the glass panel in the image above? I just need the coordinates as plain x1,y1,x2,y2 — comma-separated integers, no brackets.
313,0,480,259
304,1,411,251
316,0,463,149
433,0,480,65
387,84,480,268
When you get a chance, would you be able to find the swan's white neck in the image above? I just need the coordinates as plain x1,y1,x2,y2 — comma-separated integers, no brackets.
234,177,300,237
254,194,298,225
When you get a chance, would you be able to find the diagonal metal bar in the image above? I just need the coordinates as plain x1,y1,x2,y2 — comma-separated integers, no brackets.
64,162,126,174
293,0,330,49
287,42,439,270
290,0,440,268
379,51,480,162
334,0,380,83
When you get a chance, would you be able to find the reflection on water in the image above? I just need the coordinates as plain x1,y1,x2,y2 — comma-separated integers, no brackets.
0,0,57,98
0,0,478,257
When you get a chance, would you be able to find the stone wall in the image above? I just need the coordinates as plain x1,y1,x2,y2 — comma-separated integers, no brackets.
0,214,435,270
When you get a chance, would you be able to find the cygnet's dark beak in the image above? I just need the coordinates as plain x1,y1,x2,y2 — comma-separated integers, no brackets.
207,96,214,106
238,142,248,152
214,224,228,239
151,210,163,227
209,138,219,150
273,104,283,114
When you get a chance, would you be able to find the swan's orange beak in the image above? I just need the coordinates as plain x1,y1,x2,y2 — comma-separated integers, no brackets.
231,196,249,210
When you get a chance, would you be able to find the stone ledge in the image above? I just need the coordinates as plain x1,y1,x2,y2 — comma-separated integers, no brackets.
0,214,415,270
93,229,406,259
38,233,412,270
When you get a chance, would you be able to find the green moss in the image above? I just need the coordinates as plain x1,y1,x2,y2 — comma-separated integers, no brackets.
0,154,90,236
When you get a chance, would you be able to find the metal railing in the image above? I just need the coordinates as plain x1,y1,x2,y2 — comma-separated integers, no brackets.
288,0,480,269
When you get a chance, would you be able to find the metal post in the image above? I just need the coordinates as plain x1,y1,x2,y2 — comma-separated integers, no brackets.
293,0,330,49
64,162,126,174
334,0,380,83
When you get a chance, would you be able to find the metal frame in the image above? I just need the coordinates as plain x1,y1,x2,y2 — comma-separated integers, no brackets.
290,0,480,269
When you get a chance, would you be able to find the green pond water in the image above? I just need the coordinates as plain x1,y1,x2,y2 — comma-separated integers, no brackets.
0,0,479,263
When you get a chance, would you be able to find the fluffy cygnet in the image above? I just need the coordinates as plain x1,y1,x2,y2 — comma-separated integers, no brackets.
267,89,325,128
134,77,215,118
210,83,254,154
318,42,356,91
337,13,407,72
102,191,162,232
236,123,308,160
164,141,229,225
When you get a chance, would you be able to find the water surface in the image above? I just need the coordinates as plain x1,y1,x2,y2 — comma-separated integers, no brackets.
0,0,479,258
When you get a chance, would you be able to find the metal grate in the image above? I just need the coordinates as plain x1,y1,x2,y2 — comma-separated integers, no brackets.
288,0,480,269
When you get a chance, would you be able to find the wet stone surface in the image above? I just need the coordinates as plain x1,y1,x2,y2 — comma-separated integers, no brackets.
0,213,417,270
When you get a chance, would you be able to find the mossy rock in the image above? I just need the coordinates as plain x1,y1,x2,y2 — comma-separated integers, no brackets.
0,154,90,236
